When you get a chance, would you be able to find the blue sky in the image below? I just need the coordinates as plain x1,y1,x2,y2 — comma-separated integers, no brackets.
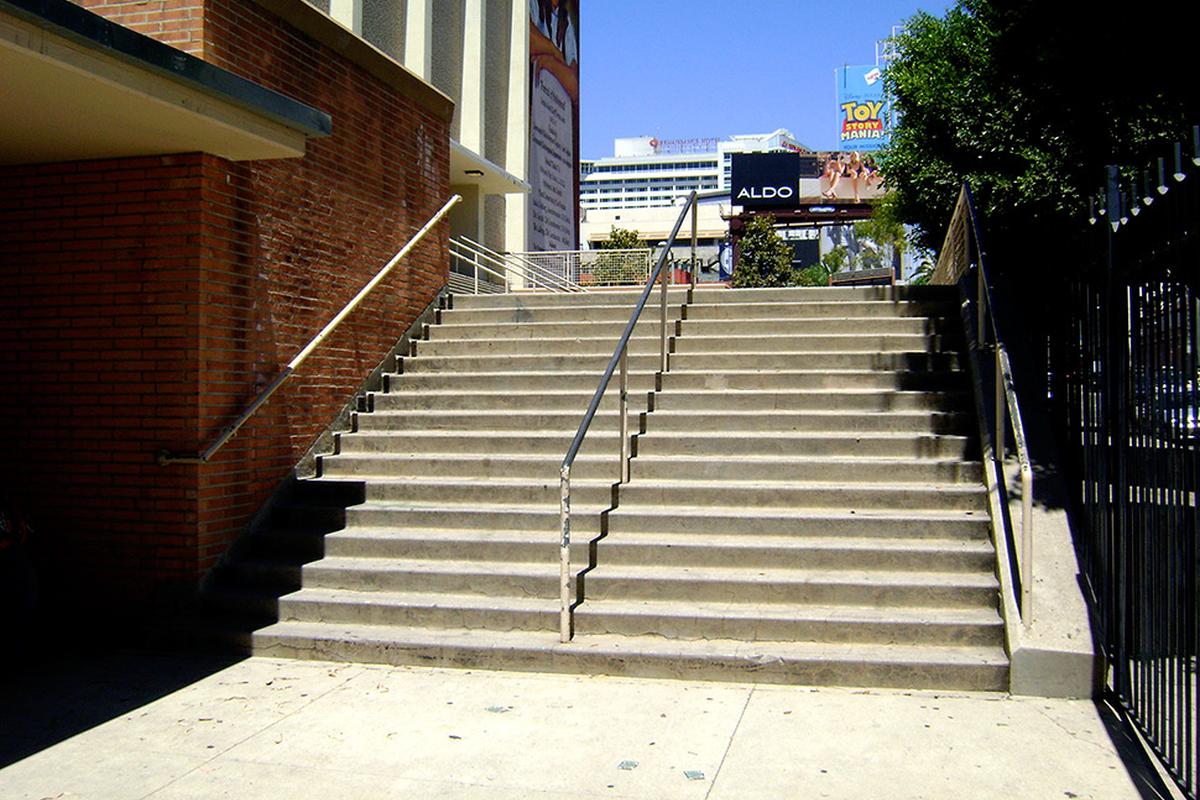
579,0,952,158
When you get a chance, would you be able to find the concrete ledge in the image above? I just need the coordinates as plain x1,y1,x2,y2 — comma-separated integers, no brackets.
954,279,1104,698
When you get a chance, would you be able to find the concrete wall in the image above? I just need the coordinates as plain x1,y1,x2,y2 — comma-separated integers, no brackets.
0,0,452,619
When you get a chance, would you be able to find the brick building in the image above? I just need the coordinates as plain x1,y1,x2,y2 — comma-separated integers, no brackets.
0,0,533,626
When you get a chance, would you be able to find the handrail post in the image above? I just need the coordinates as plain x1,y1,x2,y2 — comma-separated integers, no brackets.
473,251,480,295
659,247,669,373
976,257,986,347
995,348,1004,458
690,200,698,286
619,347,630,482
1021,463,1033,628
559,464,572,642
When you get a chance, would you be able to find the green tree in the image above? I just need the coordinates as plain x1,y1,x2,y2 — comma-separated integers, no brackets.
600,226,645,251
881,1,1197,273
731,215,797,288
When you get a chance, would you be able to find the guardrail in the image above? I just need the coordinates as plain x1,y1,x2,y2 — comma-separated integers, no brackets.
932,183,1034,629
157,195,462,466
557,192,699,642
449,236,582,294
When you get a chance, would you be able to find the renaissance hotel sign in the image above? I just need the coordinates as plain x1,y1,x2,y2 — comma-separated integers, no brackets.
836,65,888,151
730,152,801,208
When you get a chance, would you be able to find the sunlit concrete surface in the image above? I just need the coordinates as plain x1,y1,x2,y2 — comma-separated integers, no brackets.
0,652,1176,799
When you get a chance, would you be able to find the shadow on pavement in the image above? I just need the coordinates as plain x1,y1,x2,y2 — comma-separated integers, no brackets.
0,645,244,769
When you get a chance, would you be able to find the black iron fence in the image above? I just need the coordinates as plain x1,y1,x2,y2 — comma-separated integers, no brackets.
1046,131,1200,797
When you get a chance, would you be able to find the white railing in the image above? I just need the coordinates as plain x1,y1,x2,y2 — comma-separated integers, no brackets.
508,248,655,288
449,237,583,294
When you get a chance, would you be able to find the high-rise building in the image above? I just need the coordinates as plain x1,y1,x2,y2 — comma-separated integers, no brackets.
580,129,816,211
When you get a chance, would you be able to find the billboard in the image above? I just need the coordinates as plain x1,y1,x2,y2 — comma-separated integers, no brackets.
730,152,800,208
836,65,888,151
528,0,579,251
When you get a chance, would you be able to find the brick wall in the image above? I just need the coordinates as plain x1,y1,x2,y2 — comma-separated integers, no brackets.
0,0,452,617
0,155,206,607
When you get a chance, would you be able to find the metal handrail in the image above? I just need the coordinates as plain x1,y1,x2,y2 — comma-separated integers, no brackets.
158,194,462,466
461,236,585,292
557,191,699,642
449,237,581,293
934,183,1034,629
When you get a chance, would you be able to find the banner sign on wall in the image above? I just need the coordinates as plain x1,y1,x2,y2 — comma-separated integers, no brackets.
836,65,888,151
528,0,579,251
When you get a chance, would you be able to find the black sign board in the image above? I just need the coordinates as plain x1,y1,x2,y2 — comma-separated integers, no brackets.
730,152,800,208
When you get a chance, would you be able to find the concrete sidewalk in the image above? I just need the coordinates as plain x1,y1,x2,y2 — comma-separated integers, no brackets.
0,652,1176,799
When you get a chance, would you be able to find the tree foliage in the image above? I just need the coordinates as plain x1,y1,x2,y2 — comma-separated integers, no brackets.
600,226,645,250
881,1,1197,272
731,215,797,288
589,226,647,286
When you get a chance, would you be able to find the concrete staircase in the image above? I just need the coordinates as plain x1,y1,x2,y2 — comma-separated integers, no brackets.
206,285,1008,690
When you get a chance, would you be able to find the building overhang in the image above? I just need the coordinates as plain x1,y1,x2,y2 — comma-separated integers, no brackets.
450,140,528,195
0,0,332,166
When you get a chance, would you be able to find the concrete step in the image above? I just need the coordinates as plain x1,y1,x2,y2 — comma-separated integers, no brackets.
279,587,558,632
298,556,560,596
672,333,953,354
643,409,973,434
691,286,955,304
273,587,1002,646
677,317,958,336
668,351,963,372
684,300,955,320
574,599,1003,646
337,429,624,455
320,476,985,512
320,452,625,481
450,288,689,310
350,408,632,432
652,389,969,413
402,350,961,373
414,334,675,358
402,352,670,373
441,303,684,325
629,455,982,484
578,563,998,607
342,502,989,540
320,528,995,572
250,622,1009,690
633,431,974,459
661,369,965,392
387,369,659,392
319,452,981,484
428,318,673,341
367,389,651,413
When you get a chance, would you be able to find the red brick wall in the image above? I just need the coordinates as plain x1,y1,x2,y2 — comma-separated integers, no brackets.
75,0,205,54
0,0,451,614
0,155,207,606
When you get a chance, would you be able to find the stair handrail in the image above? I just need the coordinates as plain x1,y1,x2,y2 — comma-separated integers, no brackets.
449,236,580,294
934,183,1034,629
157,194,462,466
557,191,700,642
460,236,585,293
449,243,512,292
